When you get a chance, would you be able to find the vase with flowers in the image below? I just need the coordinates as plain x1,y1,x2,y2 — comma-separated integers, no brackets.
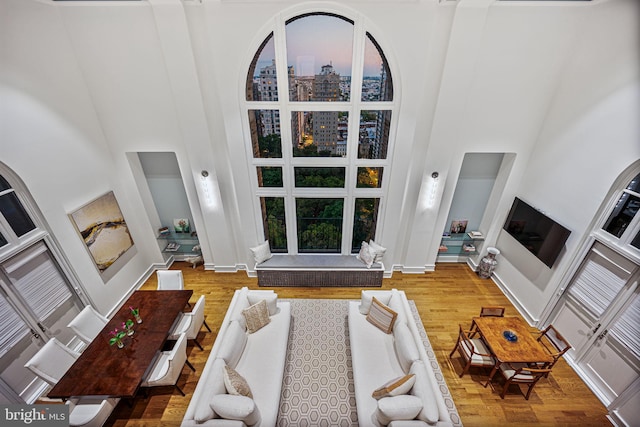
123,319,135,336
109,328,126,349
130,306,142,323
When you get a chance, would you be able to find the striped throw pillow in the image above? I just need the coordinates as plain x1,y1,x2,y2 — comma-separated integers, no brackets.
366,296,397,334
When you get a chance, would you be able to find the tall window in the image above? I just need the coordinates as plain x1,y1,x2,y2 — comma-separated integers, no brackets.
601,172,640,253
246,12,394,254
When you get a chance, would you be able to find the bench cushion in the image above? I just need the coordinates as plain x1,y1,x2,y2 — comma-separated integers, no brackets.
257,254,381,270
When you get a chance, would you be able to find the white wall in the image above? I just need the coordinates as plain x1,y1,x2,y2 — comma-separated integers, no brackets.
0,0,638,321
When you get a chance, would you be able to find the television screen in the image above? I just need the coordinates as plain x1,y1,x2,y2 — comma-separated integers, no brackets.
503,197,571,268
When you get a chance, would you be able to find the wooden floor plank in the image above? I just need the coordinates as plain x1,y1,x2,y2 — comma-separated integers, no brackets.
105,262,609,426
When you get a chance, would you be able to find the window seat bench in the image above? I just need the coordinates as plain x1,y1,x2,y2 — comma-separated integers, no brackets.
255,254,384,287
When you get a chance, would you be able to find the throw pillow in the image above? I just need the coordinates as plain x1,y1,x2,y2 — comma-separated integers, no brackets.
369,239,387,263
359,290,393,315
409,360,439,424
367,297,398,334
372,374,416,400
394,322,420,373
217,321,247,368
357,241,374,268
223,365,253,398
250,241,272,265
247,293,278,316
242,299,271,333
210,394,261,426
376,395,424,425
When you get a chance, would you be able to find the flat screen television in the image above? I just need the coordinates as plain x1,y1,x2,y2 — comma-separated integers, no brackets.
503,197,571,268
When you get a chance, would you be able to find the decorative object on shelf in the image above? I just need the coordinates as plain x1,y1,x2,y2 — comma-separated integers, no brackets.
450,220,468,234
158,226,170,237
463,243,476,252
130,306,142,324
109,328,126,348
467,231,483,239
174,218,190,233
123,319,135,336
165,242,181,252
502,330,518,342
478,247,500,279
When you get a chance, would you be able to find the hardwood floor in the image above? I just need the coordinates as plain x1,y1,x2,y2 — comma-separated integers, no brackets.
106,263,609,426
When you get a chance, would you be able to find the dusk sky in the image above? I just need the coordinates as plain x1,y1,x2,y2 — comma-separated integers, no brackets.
254,14,384,78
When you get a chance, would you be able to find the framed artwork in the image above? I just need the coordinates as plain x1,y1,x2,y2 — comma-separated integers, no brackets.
174,218,190,233
450,220,468,234
70,191,134,278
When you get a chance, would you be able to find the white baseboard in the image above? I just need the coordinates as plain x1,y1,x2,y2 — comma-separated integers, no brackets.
491,272,537,325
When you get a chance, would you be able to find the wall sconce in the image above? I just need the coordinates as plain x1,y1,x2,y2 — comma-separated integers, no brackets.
427,172,439,208
200,170,214,207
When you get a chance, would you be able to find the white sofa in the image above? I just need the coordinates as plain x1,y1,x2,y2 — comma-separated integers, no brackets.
181,287,291,427
349,289,454,427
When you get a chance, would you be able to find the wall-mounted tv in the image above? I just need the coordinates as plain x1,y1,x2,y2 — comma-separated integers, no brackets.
503,197,571,268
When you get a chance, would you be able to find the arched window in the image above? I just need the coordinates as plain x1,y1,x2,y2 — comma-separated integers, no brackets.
600,172,640,253
0,166,84,403
245,12,395,254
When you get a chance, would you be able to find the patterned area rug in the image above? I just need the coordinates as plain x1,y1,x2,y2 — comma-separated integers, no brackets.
277,299,462,427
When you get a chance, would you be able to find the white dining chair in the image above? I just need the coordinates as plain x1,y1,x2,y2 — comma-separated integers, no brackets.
66,397,120,427
24,338,81,386
68,305,109,344
156,270,184,290
168,295,211,350
140,333,195,396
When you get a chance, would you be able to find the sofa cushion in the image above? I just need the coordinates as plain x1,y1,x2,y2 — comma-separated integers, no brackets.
194,358,227,422
218,321,247,368
247,293,278,316
210,394,261,426
369,239,387,263
357,241,375,268
250,241,272,265
242,300,270,333
409,361,439,424
359,290,393,315
372,374,416,400
394,322,420,373
388,290,407,331
224,365,253,398
367,297,397,334
376,395,424,425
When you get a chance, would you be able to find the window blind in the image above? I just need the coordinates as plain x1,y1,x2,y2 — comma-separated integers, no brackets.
568,243,634,318
609,292,640,359
3,242,72,322
0,293,29,358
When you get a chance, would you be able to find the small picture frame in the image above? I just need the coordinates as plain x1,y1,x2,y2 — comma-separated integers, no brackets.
174,218,190,233
450,220,468,234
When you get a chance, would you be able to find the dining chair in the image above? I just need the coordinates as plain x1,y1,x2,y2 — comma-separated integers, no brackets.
24,338,81,386
535,324,571,375
66,397,120,427
140,333,195,396
490,362,552,399
156,270,185,290
168,295,211,350
469,306,506,337
67,305,109,344
449,324,496,378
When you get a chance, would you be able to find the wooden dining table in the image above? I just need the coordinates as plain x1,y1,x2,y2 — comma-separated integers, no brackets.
48,289,192,399
472,316,553,384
